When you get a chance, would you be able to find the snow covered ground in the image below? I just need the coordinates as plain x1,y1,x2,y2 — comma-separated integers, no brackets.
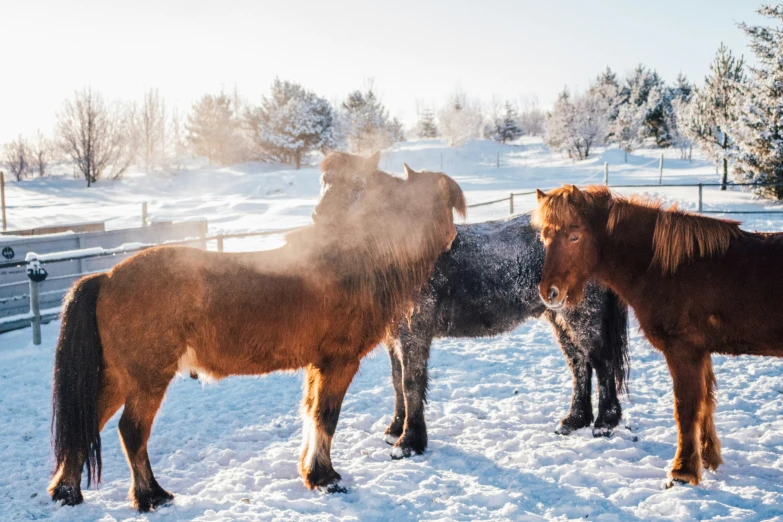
2,139,783,521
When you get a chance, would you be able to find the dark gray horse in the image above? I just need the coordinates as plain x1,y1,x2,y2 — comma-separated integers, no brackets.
383,213,630,458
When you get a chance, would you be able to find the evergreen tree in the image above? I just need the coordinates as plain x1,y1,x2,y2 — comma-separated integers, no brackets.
186,93,237,166
416,108,439,139
685,43,745,190
620,65,670,146
250,79,336,169
340,84,403,153
488,102,523,143
732,6,783,199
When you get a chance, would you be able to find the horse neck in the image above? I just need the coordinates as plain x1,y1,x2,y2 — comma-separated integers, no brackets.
593,205,658,305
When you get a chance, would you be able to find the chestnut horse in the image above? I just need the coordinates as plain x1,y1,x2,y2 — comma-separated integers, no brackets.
49,152,466,511
533,184,783,487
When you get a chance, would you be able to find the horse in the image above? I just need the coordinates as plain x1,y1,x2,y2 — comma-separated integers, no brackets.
534,184,783,487
381,213,630,458
48,151,467,511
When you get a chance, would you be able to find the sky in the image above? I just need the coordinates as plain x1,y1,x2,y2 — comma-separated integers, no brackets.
0,0,766,144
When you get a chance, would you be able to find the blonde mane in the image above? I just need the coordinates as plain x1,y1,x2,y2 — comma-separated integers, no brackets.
535,185,743,274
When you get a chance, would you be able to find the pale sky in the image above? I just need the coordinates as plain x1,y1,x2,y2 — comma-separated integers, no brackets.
0,0,765,144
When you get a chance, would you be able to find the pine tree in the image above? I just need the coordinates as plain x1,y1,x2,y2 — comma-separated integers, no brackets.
685,43,745,190
732,6,783,199
249,79,336,169
416,108,438,139
340,84,403,153
491,102,523,143
620,65,670,147
186,93,237,166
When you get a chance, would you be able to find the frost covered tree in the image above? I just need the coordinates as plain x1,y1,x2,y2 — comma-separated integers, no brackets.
249,79,336,169
518,97,545,136
56,88,135,187
732,6,783,199
685,44,745,190
186,93,238,166
666,74,695,160
620,65,671,146
340,84,403,153
438,89,484,146
29,131,53,177
131,88,168,172
416,108,438,139
487,102,523,143
545,88,609,160
2,136,30,181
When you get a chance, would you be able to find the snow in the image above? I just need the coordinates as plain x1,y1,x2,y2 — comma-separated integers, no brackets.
2,139,783,521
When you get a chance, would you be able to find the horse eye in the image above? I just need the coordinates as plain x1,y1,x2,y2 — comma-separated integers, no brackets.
569,235,580,242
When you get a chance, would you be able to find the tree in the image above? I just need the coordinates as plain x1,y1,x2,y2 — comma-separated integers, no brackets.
438,88,484,146
186,93,237,166
416,107,438,139
685,44,745,190
488,102,523,143
2,136,30,181
132,88,167,172
545,88,610,161
340,82,403,153
732,6,783,199
666,74,695,160
518,96,545,136
250,79,337,169
29,131,53,177
56,87,134,187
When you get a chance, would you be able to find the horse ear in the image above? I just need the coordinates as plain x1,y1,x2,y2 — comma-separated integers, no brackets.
536,189,547,202
403,163,415,179
368,151,381,169
569,184,581,195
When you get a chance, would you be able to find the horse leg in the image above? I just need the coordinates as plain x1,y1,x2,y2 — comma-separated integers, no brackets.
700,356,723,471
548,312,593,435
299,359,360,492
118,383,173,512
391,331,432,459
48,369,125,506
383,339,406,445
664,349,709,487
590,355,622,438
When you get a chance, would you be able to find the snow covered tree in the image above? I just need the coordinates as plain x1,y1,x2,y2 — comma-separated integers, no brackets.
186,93,238,166
416,108,438,138
438,89,484,146
518,97,545,136
131,88,168,172
2,136,30,181
487,102,523,143
685,43,745,190
545,88,609,161
616,65,670,147
57,87,135,187
249,79,336,169
732,6,783,199
340,83,403,153
666,74,695,160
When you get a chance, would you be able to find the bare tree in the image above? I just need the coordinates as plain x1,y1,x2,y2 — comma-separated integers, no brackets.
29,131,53,177
131,88,167,172
56,87,135,187
2,135,31,181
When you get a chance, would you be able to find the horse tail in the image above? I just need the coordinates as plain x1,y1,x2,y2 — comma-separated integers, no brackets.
51,273,107,487
603,289,630,397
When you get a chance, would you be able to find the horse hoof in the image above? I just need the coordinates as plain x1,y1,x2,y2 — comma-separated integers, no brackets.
320,480,348,494
51,484,83,506
134,489,174,512
663,478,688,490
383,433,400,446
555,423,574,436
391,444,412,460
592,426,614,438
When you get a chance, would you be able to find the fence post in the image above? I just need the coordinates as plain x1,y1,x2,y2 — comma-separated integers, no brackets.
217,234,224,252
604,162,609,186
142,201,148,227
698,183,703,213
27,255,47,346
659,153,664,185
509,193,514,215
0,171,6,231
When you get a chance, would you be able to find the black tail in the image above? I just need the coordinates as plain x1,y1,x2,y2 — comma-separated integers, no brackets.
51,273,106,487
603,290,630,397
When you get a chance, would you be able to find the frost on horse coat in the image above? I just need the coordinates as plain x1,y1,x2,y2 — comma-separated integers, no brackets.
382,214,629,458
48,152,466,511
535,184,783,487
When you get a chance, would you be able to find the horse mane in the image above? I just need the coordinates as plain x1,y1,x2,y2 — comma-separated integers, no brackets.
535,184,743,274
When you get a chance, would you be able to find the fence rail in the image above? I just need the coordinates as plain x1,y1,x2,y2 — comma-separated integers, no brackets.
466,181,783,215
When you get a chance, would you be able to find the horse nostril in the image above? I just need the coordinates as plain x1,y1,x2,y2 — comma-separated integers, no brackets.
548,286,560,302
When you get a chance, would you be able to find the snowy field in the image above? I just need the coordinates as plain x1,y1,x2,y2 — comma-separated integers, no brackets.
2,139,783,521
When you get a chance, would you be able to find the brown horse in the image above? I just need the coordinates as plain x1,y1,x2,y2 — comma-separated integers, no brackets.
48,152,466,511
533,184,783,487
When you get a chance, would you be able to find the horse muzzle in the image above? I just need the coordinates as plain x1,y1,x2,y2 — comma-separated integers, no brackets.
540,284,566,310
